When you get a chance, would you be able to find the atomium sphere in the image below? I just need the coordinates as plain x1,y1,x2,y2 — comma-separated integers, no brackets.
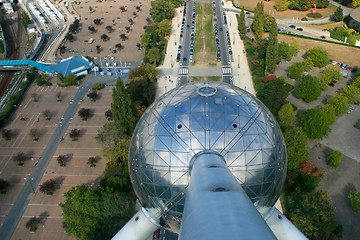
129,82,287,232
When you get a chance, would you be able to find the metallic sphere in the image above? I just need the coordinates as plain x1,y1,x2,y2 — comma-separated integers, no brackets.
128,82,287,231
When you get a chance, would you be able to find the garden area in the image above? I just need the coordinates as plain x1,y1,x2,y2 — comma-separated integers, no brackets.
193,2,217,66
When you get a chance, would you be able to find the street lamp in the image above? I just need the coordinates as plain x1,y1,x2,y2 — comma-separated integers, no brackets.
24,177,36,195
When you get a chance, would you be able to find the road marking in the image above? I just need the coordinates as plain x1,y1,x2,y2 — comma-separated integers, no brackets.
179,68,189,75
222,67,232,74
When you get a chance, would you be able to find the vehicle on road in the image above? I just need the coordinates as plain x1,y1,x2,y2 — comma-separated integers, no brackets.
289,25,296,29
153,228,160,240
320,36,326,39
297,28,303,31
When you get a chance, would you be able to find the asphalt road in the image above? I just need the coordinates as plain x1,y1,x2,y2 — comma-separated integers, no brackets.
0,79,94,240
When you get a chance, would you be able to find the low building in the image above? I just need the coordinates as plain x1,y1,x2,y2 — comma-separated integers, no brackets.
51,56,95,77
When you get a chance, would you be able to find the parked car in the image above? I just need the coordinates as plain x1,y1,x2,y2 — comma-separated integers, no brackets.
320,36,326,39
332,61,337,65
88,38,94,44
289,25,296,29
297,28,303,31
153,228,160,240
352,67,358,73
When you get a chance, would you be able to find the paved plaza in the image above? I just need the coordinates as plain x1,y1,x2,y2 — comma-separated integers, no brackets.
0,77,114,239
59,0,151,62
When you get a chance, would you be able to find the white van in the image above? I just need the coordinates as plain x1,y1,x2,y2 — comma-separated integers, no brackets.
88,38,94,44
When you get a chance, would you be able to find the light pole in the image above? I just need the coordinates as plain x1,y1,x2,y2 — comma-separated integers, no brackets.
24,177,36,195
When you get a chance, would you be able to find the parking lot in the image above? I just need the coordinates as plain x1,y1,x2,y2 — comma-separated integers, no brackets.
60,0,151,62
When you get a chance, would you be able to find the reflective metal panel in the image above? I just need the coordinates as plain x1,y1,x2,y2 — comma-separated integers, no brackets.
128,82,287,232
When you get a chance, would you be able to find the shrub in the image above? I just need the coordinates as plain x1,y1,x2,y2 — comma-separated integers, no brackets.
306,12,323,18
328,150,343,169
301,17,308,21
92,82,103,90
349,190,360,212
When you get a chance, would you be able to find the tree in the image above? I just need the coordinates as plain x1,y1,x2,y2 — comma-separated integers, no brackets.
302,57,314,72
328,150,343,169
57,155,68,166
265,36,278,73
341,85,360,104
0,178,9,193
128,63,159,83
299,108,331,139
1,129,11,140
349,190,360,212
120,6,126,12
317,65,342,89
69,129,80,141
332,6,343,22
252,2,264,39
284,127,309,171
101,34,109,41
294,75,322,102
127,79,156,108
238,9,246,35
327,92,349,116
115,43,123,50
120,33,128,41
87,91,98,102
275,0,289,10
352,0,360,8
257,78,291,116
40,179,56,195
29,128,40,141
56,92,62,102
31,93,38,102
93,19,101,25
88,157,97,167
111,78,136,136
59,186,134,240
13,152,27,165
149,0,175,23
105,109,113,120
278,103,296,129
21,12,31,29
96,45,101,53
278,41,298,61
284,190,340,239
26,217,40,232
105,26,114,32
63,74,77,86
78,108,91,120
43,109,52,120
156,19,171,37
305,47,329,67
88,26,96,33
146,47,161,64
288,62,304,79
322,104,336,125
67,33,74,42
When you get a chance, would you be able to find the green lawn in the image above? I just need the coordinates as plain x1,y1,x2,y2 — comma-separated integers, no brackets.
193,2,217,66
190,76,221,82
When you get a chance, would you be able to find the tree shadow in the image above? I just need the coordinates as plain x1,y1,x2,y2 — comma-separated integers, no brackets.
39,211,49,224
54,176,65,190
343,183,356,206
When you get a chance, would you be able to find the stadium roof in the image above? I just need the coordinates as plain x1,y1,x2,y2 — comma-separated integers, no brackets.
51,56,94,77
